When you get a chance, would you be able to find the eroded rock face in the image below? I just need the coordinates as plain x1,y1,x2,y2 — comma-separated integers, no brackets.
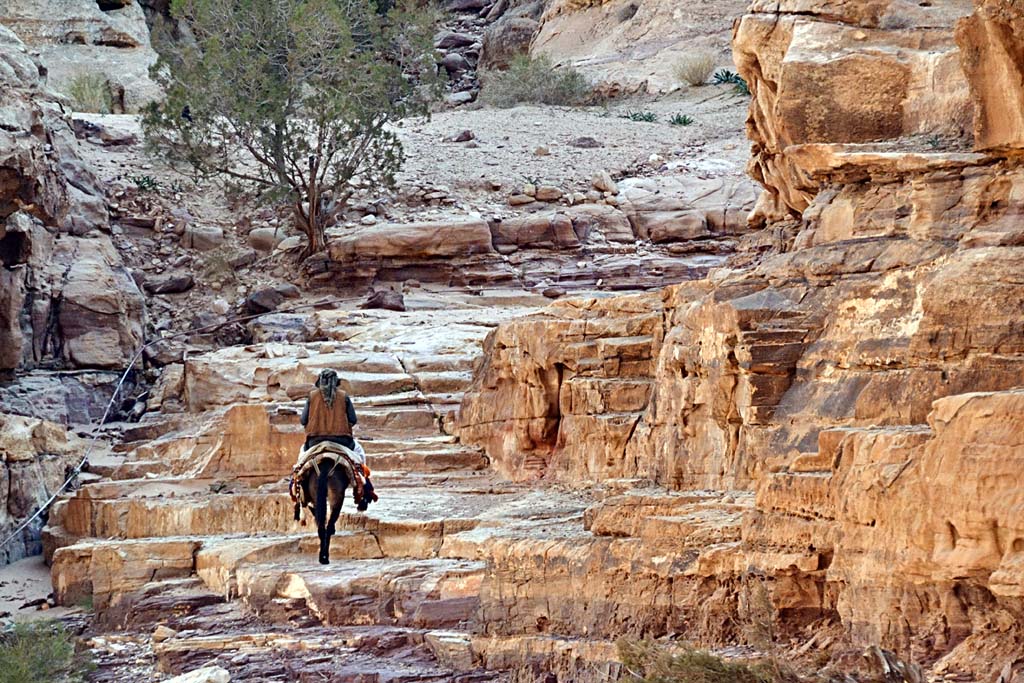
0,32,144,424
955,0,1024,151
733,0,976,221
0,212,145,376
0,0,161,113
749,389,1024,666
459,292,666,482
531,0,749,93
0,27,109,234
0,412,84,563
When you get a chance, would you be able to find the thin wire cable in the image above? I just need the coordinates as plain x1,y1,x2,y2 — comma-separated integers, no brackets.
0,294,362,551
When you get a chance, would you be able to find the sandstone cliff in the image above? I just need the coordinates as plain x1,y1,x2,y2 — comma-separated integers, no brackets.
458,0,1024,675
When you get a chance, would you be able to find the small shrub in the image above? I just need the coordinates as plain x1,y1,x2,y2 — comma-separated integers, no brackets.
713,69,741,85
674,50,716,87
622,110,657,122
926,134,943,149
712,69,751,96
669,113,694,126
618,639,787,683
0,621,93,683
483,54,592,108
67,73,113,114
130,174,161,192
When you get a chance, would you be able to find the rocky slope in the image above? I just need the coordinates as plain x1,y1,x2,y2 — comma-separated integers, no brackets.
0,0,1021,682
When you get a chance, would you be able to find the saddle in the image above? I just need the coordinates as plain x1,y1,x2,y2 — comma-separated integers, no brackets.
289,442,366,522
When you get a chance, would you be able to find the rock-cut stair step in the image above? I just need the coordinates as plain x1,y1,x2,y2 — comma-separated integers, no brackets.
233,557,486,629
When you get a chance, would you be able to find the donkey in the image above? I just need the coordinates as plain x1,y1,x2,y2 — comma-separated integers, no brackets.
301,457,351,565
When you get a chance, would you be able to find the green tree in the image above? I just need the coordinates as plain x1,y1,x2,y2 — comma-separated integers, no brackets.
144,0,439,255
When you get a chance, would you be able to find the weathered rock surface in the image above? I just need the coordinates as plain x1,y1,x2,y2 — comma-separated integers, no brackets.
0,412,84,563
10,2,1024,682
0,28,109,234
0,33,144,387
0,213,145,374
734,0,976,221
0,0,161,112
455,1,1024,677
480,17,539,72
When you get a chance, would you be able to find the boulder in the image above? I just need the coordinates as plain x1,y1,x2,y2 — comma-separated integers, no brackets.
244,288,286,314
163,667,231,683
360,289,406,312
71,116,137,146
444,129,475,143
490,214,579,250
184,225,225,251
247,314,314,343
248,227,285,252
591,170,617,194
565,204,633,243
434,31,476,50
55,236,146,370
143,273,194,295
570,136,603,149
641,211,709,244
441,52,471,75
144,339,188,367
535,186,563,202
480,18,539,71
326,219,494,260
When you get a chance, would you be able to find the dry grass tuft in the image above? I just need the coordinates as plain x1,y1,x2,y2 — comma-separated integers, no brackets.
674,50,717,87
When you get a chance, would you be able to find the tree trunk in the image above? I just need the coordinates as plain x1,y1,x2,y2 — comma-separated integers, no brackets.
293,201,326,257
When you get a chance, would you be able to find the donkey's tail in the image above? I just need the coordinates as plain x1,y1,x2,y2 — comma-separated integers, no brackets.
314,462,330,533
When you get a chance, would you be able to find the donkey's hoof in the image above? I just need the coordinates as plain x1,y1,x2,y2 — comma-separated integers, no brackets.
319,556,330,565
326,524,336,536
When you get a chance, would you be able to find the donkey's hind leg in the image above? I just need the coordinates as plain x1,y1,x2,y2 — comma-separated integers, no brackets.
325,479,344,537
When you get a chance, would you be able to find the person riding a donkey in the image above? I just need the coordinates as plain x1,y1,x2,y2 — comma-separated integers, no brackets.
291,368,378,563
299,368,376,510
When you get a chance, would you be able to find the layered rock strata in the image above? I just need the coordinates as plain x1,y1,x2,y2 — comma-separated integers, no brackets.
457,0,1024,676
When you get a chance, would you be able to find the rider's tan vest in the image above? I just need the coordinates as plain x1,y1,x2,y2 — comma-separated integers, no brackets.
305,388,352,438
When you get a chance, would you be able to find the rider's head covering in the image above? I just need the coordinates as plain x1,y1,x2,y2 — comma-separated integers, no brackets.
316,368,340,407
